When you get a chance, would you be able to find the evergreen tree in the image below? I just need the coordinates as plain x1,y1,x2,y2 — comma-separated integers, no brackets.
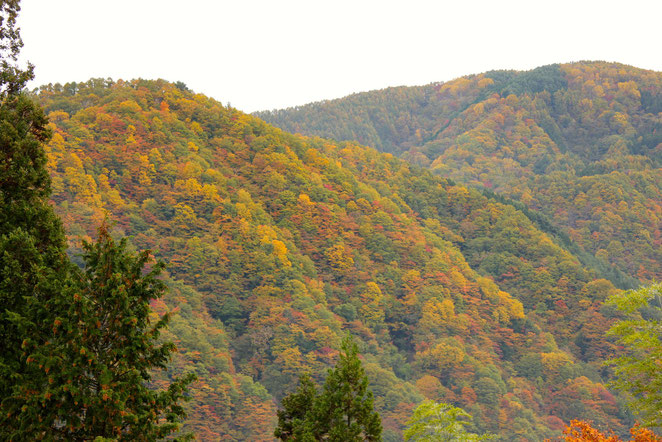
0,88,67,395
274,374,318,441
314,335,382,441
0,0,70,424
0,0,34,95
3,224,195,439
275,334,382,441
0,2,194,438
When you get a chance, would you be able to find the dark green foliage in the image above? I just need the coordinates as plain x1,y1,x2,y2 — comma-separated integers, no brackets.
275,335,382,441
315,335,382,441
641,90,662,114
478,186,638,289
256,85,444,155
205,295,247,335
0,0,33,95
0,6,193,437
274,374,318,441
494,64,568,96
0,54,68,428
174,81,189,92
3,224,195,440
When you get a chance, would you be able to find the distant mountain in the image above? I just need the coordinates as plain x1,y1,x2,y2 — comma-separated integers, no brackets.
37,78,632,440
257,61,662,284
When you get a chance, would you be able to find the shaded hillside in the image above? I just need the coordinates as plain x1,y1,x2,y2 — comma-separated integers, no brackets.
37,79,630,440
257,62,662,283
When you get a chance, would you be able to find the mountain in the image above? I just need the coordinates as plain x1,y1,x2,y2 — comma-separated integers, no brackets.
256,61,662,285
36,78,632,440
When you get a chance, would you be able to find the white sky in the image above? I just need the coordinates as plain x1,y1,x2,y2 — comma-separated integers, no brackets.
18,0,662,113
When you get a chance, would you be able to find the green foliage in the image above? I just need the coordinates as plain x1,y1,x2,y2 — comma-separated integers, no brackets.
403,400,493,441
3,224,195,440
315,335,382,441
258,61,662,283
274,374,318,440
37,75,641,440
491,64,568,96
0,0,34,95
606,283,662,429
275,335,382,441
0,2,70,428
0,93,65,388
0,9,194,437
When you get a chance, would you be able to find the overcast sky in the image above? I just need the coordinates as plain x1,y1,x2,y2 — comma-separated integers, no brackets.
18,0,662,113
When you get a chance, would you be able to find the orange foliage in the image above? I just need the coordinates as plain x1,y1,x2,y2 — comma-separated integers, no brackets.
558,421,661,442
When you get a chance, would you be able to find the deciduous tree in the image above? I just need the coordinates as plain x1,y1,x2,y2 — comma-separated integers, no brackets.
403,400,493,441
606,283,662,429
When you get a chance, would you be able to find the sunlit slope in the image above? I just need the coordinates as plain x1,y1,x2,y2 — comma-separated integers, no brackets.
38,79,629,440
258,62,662,283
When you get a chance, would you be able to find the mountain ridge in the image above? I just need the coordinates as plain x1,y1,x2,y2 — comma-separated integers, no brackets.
256,61,662,284
36,76,637,440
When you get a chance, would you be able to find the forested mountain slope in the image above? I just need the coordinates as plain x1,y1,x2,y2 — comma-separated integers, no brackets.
37,79,630,440
257,62,662,284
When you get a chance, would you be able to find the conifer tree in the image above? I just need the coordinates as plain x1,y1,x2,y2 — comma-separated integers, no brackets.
314,335,382,441
0,0,34,94
0,0,69,422
274,374,318,441
275,334,382,441
5,225,195,440
0,2,194,438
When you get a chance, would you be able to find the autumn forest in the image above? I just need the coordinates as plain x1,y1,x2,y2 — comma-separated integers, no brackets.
1,3,662,440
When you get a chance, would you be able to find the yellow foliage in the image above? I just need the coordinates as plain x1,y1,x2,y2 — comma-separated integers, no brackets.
47,110,69,122
191,121,203,134
325,244,354,271
417,342,465,371
174,203,197,227
235,202,251,220
541,352,573,377
617,80,641,99
421,298,455,329
275,347,304,375
148,147,163,165
505,94,519,106
473,102,485,116
361,282,383,303
138,170,152,187
359,282,385,326
477,77,495,89
611,112,629,133
258,225,278,244
45,133,66,173
272,240,291,267
298,193,312,206
118,99,142,114
97,174,125,209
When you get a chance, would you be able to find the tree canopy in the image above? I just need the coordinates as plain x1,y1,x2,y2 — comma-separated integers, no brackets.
403,400,492,441
607,283,662,430
275,334,382,441
3,224,196,439
0,2,193,438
